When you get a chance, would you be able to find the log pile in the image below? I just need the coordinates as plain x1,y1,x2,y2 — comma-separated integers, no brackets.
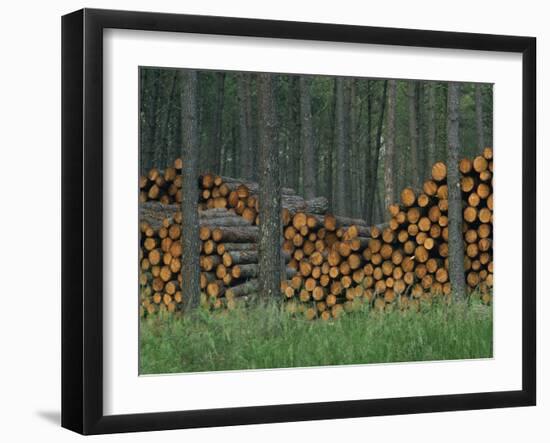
139,158,328,222
280,147,493,318
139,206,297,316
279,212,383,320
459,147,494,303
139,148,493,318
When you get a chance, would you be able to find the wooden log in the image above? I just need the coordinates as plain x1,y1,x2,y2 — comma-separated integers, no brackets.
423,180,438,196
225,280,259,299
231,263,258,279
459,158,473,174
211,226,259,243
199,226,211,241
200,254,221,272
200,216,252,228
473,156,488,173
431,161,447,182
401,187,416,207
202,239,216,255
282,196,329,215
461,176,475,193
220,176,297,196
476,183,491,199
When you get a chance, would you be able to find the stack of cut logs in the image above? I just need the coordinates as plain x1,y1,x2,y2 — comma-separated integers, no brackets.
369,146,493,311
139,148,493,319
460,147,494,301
139,157,327,316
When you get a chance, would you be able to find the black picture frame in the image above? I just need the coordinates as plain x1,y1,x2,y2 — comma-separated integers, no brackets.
62,8,536,435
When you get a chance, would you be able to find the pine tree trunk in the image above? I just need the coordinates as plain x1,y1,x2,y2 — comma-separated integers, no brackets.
288,76,301,192
363,80,373,221
211,72,225,174
257,73,282,300
446,82,467,299
384,80,397,214
427,82,436,170
159,71,178,169
237,73,252,178
326,79,337,212
417,82,426,178
300,76,316,199
350,79,359,217
475,83,485,153
139,69,148,173
343,79,352,214
180,70,201,309
366,80,388,224
408,81,420,189
147,69,162,170
335,77,348,216
247,75,258,181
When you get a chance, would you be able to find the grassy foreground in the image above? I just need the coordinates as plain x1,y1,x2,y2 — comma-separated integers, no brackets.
139,299,492,374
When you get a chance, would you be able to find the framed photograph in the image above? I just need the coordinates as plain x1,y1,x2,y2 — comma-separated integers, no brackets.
62,8,536,435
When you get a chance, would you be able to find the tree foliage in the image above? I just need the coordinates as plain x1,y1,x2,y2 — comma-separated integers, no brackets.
140,68,493,223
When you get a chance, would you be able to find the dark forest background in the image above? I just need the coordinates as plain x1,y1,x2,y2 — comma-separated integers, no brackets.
139,68,493,223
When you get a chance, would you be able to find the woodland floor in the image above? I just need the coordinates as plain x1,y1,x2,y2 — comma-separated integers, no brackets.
139,297,493,374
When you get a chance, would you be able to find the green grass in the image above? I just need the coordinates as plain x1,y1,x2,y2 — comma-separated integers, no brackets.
139,299,493,374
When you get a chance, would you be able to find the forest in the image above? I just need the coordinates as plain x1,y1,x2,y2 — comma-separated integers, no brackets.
138,68,494,369
139,68,493,223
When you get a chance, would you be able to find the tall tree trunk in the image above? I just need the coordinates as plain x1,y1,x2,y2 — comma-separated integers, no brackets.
257,73,282,300
417,82,426,178
230,124,237,176
408,81,420,189
288,76,301,192
147,69,162,169
475,83,485,153
211,73,225,174
366,80,388,224
384,80,397,213
180,70,200,309
334,77,348,215
446,82,467,300
343,79,352,214
350,79,360,216
139,69,148,173
299,76,316,199
237,73,252,178
427,82,437,169
326,79,337,212
159,71,178,169
438,83,449,162
363,80,373,220
247,76,258,180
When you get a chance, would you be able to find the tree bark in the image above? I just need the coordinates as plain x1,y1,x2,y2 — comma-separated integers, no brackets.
427,82,437,170
350,79,360,216
365,81,388,224
334,77,348,216
300,76,316,199
257,73,282,300
475,83,485,153
288,76,301,192
408,81,420,189
384,80,397,214
326,79,337,212
446,82,467,299
180,70,201,309
146,69,162,171
211,72,225,174
139,69,148,173
158,71,178,169
237,73,252,178
363,80,373,219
